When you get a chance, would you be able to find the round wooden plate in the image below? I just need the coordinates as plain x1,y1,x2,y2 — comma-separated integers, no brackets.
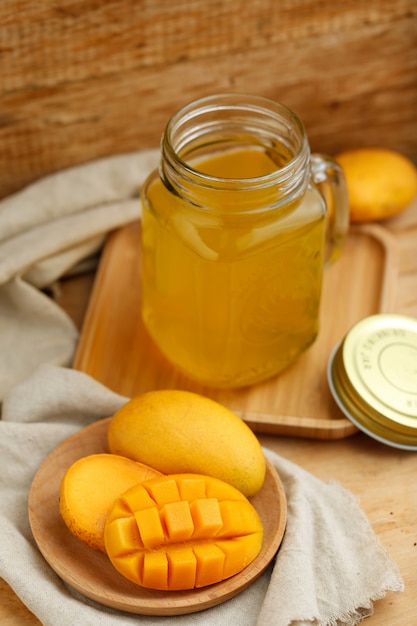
28,418,287,616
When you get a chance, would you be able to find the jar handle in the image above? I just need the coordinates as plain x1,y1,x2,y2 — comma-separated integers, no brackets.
311,153,350,264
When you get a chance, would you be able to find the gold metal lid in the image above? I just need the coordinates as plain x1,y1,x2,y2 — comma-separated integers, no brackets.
328,314,417,450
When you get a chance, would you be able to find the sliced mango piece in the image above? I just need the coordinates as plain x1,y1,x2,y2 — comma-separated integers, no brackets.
104,473,263,590
59,453,162,552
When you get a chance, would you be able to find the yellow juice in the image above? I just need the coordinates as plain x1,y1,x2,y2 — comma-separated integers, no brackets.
141,147,326,387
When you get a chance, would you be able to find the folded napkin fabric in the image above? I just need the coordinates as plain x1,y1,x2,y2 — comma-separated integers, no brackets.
0,149,160,402
0,365,404,626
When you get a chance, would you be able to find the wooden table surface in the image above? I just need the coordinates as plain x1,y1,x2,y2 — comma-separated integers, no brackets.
1,270,416,625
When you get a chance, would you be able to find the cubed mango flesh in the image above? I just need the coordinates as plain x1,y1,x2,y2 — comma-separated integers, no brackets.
104,474,263,590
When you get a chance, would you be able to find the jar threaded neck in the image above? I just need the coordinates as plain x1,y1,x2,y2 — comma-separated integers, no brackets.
160,94,311,213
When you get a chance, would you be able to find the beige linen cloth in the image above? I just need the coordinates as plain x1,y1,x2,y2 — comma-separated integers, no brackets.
0,152,404,626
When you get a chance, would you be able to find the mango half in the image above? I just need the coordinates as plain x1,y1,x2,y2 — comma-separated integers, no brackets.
104,473,263,590
59,453,162,552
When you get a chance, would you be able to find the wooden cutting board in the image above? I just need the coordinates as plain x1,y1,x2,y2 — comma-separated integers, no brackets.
74,201,417,439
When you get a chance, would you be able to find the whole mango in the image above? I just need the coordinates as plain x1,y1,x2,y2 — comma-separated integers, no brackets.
335,147,417,222
107,390,266,497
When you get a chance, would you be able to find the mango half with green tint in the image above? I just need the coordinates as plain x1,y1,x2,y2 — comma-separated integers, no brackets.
104,473,264,590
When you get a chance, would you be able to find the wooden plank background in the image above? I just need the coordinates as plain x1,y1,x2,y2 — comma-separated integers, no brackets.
1,0,416,199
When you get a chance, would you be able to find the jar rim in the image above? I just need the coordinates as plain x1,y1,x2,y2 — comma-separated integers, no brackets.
161,93,310,187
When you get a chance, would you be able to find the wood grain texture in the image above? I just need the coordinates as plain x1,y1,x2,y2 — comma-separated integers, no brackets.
1,0,416,198
72,201,417,439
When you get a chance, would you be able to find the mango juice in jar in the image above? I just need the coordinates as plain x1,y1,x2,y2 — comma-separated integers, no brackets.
141,95,349,388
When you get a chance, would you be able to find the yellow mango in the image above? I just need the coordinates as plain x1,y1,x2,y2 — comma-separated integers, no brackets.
107,390,266,497
59,453,162,552
104,473,263,590
336,147,417,222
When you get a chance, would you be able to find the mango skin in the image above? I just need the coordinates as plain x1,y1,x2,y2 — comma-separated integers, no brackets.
336,148,417,222
107,390,266,497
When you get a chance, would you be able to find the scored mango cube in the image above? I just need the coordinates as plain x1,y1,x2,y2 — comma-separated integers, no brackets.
105,516,143,556
113,552,144,582
142,552,169,590
167,547,197,590
190,498,223,538
193,543,225,588
160,500,194,542
205,477,246,502
218,500,261,537
104,473,263,590
144,476,180,505
216,535,263,578
177,476,207,501
116,484,155,516
135,507,165,548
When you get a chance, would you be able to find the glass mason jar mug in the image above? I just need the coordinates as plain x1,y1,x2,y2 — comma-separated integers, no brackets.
141,94,349,388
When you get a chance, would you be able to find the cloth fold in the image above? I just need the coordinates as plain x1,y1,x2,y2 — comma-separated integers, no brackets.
0,365,404,626
0,149,160,401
